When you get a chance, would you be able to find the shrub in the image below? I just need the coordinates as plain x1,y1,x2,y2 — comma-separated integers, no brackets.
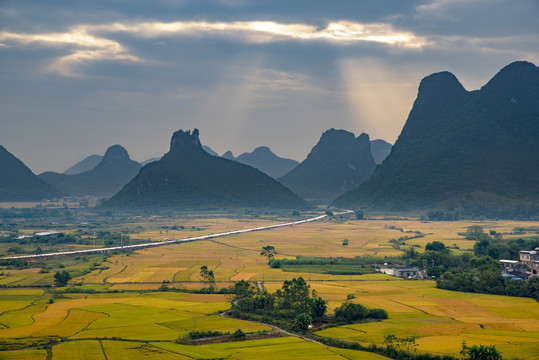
230,329,246,339
367,308,388,319
334,302,367,322
294,313,312,331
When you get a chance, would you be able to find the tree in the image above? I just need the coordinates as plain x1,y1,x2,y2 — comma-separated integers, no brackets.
404,246,419,259
278,277,312,314
466,225,486,240
200,265,209,283
207,270,215,286
460,342,503,360
425,241,448,253
200,265,214,285
426,209,445,221
54,270,71,287
230,329,246,339
232,280,256,299
294,312,312,331
354,210,364,220
261,246,277,261
342,239,349,246
311,297,327,318
334,302,367,322
384,334,417,353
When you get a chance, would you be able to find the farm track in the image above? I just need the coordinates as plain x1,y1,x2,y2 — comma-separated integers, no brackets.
219,311,328,348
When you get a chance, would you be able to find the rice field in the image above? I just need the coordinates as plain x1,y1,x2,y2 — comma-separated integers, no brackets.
4,217,536,288
1,216,539,359
0,279,537,359
66,217,539,288
152,336,389,360
313,280,539,359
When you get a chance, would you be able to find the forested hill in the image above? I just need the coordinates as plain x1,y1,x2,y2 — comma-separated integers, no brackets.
334,61,539,218
105,129,310,210
0,145,60,201
39,145,141,197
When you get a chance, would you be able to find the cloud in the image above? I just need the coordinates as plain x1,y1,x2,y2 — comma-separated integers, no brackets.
415,0,495,19
95,20,427,47
0,27,142,76
0,19,427,75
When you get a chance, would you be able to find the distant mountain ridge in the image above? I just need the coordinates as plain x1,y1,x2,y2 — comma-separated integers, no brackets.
221,146,298,178
141,157,161,166
0,145,59,201
334,61,539,218
222,150,236,160
64,154,103,175
202,146,218,156
279,129,377,203
39,145,141,196
370,139,392,164
105,129,310,210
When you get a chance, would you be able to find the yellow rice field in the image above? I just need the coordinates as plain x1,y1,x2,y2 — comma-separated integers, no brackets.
1,216,539,359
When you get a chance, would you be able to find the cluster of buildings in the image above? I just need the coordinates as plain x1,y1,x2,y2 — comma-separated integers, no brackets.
380,247,539,281
500,247,539,280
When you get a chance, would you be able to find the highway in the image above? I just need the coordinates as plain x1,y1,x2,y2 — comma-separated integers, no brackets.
2,210,353,260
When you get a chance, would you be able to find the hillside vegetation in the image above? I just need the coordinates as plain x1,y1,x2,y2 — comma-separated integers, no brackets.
335,61,539,218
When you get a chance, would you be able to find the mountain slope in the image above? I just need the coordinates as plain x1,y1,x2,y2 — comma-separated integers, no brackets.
0,146,60,201
141,157,161,166
222,151,236,161
64,154,102,175
202,146,218,156
370,139,392,164
105,129,310,210
234,146,298,179
278,129,377,203
39,145,141,196
334,61,539,217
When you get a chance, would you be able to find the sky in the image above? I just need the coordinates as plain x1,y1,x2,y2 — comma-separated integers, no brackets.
1,0,538,173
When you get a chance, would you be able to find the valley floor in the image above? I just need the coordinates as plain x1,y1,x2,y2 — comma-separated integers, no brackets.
1,215,538,359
